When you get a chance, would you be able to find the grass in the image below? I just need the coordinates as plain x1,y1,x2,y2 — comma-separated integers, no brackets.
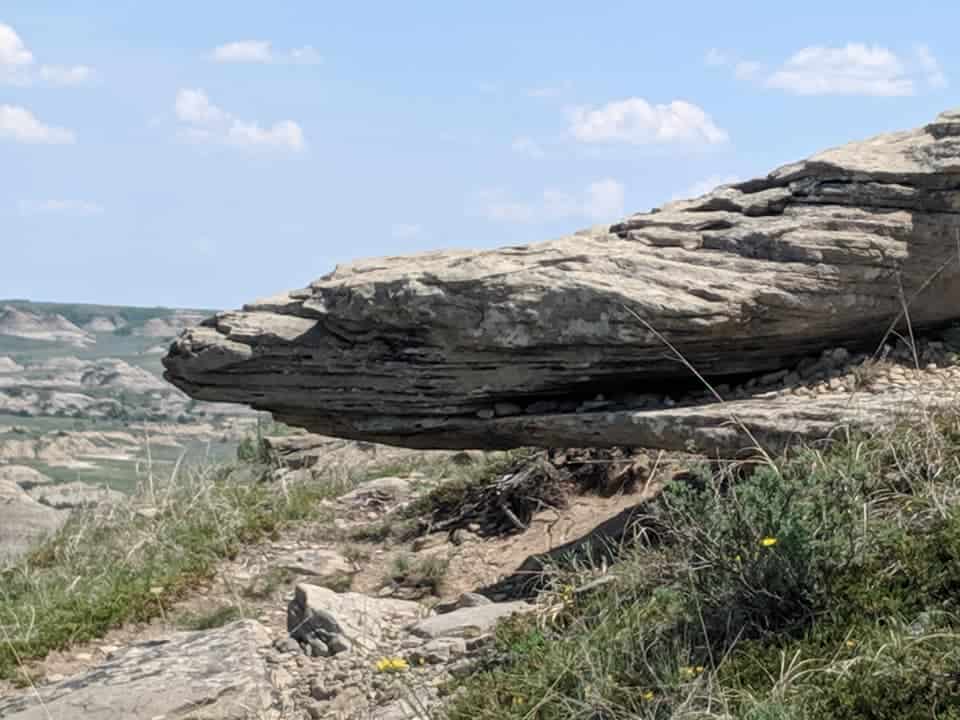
0,457,355,684
385,553,450,596
445,411,960,720
175,604,247,631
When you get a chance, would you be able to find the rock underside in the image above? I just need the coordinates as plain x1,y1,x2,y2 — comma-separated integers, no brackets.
165,109,960,453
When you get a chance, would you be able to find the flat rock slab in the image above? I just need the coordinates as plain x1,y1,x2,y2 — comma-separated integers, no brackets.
0,620,276,720
164,109,960,452
409,601,532,639
275,548,352,578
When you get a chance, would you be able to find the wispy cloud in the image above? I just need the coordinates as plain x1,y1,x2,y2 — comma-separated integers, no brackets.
211,40,322,65
511,136,545,158
475,179,625,224
708,43,947,96
174,89,306,151
0,23,94,86
0,105,75,144
527,82,572,99
19,199,104,216
569,98,728,145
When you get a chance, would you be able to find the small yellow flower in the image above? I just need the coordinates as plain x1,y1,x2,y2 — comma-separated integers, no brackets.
760,537,778,547
695,665,704,673
845,639,856,648
375,656,409,673
642,690,655,701
512,696,526,706
734,554,742,564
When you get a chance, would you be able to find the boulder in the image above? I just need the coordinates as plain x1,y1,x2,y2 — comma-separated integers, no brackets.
164,109,960,452
408,601,532,639
0,479,65,565
287,583,423,654
0,620,276,719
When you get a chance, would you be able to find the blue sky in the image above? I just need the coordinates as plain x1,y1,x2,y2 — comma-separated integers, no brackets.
1,1,956,308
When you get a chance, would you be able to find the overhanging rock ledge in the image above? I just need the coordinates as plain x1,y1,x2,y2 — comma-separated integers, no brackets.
164,109,960,453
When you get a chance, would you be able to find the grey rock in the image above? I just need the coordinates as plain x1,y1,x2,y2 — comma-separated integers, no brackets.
273,635,302,654
408,637,468,664
275,547,352,578
0,620,275,719
433,591,492,615
409,601,532,639
164,109,960,453
0,479,65,565
288,583,423,653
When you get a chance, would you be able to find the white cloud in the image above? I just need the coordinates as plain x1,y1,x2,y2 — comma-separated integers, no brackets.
671,174,741,201
0,23,93,86
175,89,228,125
710,43,947,97
583,179,626,220
213,40,272,63
227,119,305,150
477,179,625,224
705,48,727,67
174,89,305,151
19,199,103,216
767,44,913,96
212,40,322,65
527,82,571,99
39,64,94,86
0,105,75,144
511,136,545,158
734,61,762,80
0,23,33,68
916,44,948,89
391,223,423,239
569,98,728,145
288,46,322,65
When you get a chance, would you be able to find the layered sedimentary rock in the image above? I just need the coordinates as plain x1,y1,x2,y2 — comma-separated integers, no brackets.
164,110,960,452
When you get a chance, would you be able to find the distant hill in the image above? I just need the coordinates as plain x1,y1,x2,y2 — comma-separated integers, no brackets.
0,300,217,338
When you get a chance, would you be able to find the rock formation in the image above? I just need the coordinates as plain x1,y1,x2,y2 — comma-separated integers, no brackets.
164,109,960,453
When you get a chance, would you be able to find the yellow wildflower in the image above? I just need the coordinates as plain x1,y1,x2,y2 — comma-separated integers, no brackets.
375,656,409,673
642,690,655,701
845,639,856,648
512,696,526,706
760,537,778,547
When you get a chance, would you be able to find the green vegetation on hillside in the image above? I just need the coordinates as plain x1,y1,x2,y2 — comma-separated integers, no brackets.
0,454,353,683
448,413,960,720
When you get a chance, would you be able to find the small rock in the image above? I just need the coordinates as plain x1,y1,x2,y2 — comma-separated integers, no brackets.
307,637,330,657
409,637,468,665
273,636,301,654
310,676,338,701
433,592,492,615
328,635,352,655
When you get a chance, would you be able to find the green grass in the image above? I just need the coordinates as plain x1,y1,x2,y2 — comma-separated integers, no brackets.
385,552,450,596
0,459,353,683
446,412,960,720
175,604,247,631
